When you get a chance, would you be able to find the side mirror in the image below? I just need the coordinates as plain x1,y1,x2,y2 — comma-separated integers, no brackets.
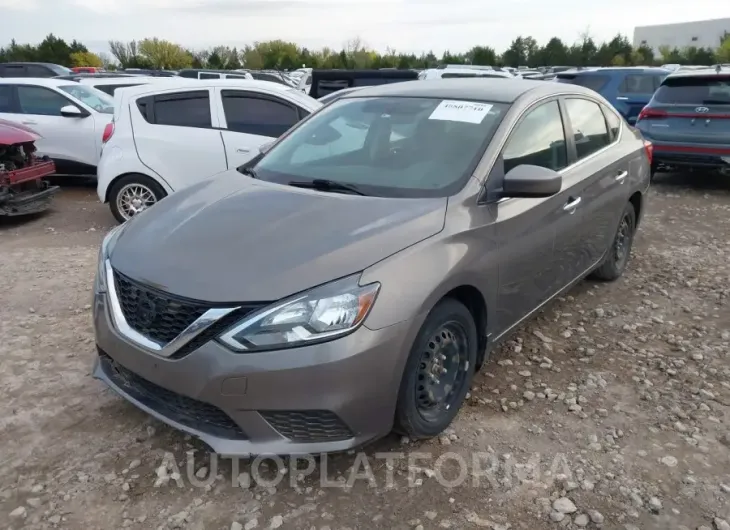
60,105,87,118
502,164,562,198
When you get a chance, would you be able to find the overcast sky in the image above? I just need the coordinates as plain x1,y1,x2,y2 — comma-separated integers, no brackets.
1,0,728,55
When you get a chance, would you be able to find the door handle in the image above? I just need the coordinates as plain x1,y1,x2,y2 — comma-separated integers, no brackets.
615,170,628,183
616,96,629,101
563,197,581,213
21,120,37,125
236,147,251,154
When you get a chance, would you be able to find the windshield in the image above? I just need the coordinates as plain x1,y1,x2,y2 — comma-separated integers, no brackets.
654,76,730,105
58,84,114,114
253,96,508,198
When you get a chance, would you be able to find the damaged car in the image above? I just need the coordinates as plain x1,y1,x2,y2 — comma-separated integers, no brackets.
0,120,58,217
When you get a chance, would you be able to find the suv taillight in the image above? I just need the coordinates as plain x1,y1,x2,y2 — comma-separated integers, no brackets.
643,139,653,165
102,122,115,144
637,107,667,121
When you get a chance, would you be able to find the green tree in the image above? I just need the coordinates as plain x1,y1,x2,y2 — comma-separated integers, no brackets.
70,51,103,67
108,40,148,69
716,35,730,63
633,44,654,65
501,37,527,66
138,38,192,69
539,37,569,67
466,46,497,66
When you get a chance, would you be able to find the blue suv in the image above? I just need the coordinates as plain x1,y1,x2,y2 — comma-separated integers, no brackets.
556,67,670,125
636,66,730,176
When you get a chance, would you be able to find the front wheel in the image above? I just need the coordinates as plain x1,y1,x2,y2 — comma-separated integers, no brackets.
108,174,167,224
590,202,636,282
394,298,477,439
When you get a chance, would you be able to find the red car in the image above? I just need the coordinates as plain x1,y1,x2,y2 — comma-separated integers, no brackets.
0,120,59,216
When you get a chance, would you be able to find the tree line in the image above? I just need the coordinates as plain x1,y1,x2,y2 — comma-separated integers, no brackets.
2,32,730,71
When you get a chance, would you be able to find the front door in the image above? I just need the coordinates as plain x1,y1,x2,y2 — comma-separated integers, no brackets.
0,84,99,171
214,88,303,168
491,99,573,334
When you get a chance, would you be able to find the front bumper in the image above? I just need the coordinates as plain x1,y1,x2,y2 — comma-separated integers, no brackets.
93,291,413,456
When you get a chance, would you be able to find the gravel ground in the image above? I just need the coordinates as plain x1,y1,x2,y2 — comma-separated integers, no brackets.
1,173,729,530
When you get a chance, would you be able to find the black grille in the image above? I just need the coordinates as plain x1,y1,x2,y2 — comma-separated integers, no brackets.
112,269,264,356
113,271,209,344
99,352,247,440
260,410,353,443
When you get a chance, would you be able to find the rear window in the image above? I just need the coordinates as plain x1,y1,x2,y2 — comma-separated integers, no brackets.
654,76,730,104
556,74,610,92
619,74,663,94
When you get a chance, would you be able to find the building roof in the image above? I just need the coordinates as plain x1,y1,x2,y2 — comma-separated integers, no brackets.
342,78,596,103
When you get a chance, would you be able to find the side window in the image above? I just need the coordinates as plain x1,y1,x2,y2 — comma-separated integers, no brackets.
653,75,666,91
619,74,657,94
564,98,611,160
602,106,621,140
153,91,212,128
221,91,299,137
0,85,15,112
16,86,72,116
199,72,220,79
502,100,567,173
26,65,53,78
3,65,26,77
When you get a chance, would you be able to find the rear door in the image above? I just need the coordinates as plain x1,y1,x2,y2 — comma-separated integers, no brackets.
615,73,665,124
640,75,730,148
561,97,630,271
131,88,227,191
213,88,304,167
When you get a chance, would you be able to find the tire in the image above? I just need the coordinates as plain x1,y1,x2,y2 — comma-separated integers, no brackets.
394,298,478,439
590,202,636,282
108,174,167,224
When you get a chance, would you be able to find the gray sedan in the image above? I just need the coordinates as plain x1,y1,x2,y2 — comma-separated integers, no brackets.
92,78,651,455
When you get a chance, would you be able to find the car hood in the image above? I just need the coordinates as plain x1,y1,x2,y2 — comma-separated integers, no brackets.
110,171,447,302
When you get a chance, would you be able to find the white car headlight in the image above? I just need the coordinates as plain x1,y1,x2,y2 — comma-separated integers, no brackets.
218,275,380,352
95,224,125,293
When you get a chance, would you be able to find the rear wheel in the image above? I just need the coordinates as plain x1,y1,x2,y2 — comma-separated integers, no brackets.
590,202,636,282
394,298,477,439
108,174,167,224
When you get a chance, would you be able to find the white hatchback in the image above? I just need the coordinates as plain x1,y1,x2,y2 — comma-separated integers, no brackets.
97,79,322,223
0,78,114,175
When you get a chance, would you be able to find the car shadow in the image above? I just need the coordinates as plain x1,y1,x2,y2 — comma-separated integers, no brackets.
653,170,730,193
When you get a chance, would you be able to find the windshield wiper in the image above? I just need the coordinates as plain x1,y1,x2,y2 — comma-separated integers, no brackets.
288,179,368,196
238,167,259,179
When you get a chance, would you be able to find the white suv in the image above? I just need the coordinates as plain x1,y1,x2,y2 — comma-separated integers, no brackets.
0,78,114,175
97,79,321,223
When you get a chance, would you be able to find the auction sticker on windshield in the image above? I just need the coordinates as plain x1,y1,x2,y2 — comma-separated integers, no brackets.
429,100,493,124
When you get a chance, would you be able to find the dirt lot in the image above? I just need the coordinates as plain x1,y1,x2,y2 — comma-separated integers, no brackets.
1,173,729,530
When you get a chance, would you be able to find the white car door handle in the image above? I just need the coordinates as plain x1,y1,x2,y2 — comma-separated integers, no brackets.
563,197,581,213
236,147,251,154
21,120,37,125
615,170,628,183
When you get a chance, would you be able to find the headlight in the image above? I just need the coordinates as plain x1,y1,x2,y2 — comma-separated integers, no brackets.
218,275,380,352
95,224,124,293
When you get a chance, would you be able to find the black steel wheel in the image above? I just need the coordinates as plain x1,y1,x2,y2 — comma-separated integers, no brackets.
394,298,477,439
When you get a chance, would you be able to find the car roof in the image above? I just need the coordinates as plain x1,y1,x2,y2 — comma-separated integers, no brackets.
0,77,79,87
77,76,171,85
666,66,730,79
116,78,296,98
561,67,671,76
340,78,598,104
